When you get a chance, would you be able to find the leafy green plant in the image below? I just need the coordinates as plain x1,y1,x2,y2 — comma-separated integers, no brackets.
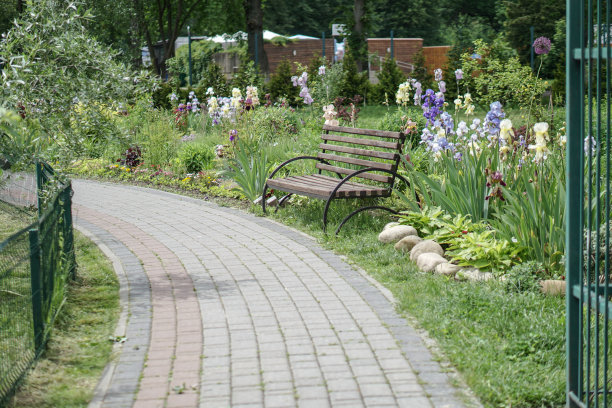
504,261,545,293
493,162,566,274
372,57,406,105
399,152,492,222
445,229,523,272
268,58,300,102
166,39,221,86
178,143,215,173
136,113,182,167
223,139,272,202
460,39,547,111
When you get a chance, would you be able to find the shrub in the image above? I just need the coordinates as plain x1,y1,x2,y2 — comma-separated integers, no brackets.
196,62,230,97
136,112,182,167
372,57,406,105
460,39,547,111
339,53,369,99
152,81,173,110
166,39,221,86
231,60,263,93
268,59,299,102
504,261,545,293
178,143,215,173
250,107,301,141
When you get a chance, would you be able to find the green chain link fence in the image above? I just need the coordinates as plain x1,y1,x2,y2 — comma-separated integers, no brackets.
0,161,75,406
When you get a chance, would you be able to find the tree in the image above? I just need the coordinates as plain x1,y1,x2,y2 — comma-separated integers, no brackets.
243,0,269,73
134,0,206,76
504,0,564,63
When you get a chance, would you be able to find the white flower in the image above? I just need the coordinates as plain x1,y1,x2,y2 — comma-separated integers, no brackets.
206,87,214,95
395,81,411,106
318,65,326,75
499,119,514,144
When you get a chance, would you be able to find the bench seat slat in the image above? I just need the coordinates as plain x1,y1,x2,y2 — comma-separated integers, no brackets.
317,153,395,171
318,143,398,160
315,163,393,183
322,134,400,150
322,124,403,139
266,175,390,199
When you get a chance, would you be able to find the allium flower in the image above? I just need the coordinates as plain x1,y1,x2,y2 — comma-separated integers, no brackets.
533,36,552,55
396,81,412,106
434,68,443,82
318,65,326,75
455,69,463,80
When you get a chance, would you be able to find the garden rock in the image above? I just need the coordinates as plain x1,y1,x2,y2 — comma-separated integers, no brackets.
455,268,494,282
394,235,422,252
378,225,418,244
410,240,444,262
540,279,566,296
416,253,448,272
434,262,462,277
383,221,400,230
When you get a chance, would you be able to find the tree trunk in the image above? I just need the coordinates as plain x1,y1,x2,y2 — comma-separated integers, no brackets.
353,0,365,72
16,0,25,14
243,0,269,73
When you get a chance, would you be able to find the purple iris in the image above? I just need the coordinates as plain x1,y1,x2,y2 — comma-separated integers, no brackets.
484,101,505,135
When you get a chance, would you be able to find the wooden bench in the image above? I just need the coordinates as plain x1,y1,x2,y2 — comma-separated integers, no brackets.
261,124,408,234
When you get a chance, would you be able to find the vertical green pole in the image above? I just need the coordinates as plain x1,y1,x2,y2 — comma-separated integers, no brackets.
566,0,584,404
254,32,259,72
322,32,325,59
62,184,75,279
35,160,43,217
390,30,394,60
29,228,44,353
188,26,192,87
530,26,535,72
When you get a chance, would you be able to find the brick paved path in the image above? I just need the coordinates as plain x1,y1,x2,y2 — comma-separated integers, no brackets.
72,180,477,408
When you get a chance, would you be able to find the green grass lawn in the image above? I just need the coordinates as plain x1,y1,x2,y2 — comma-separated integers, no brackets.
265,198,566,408
6,230,119,408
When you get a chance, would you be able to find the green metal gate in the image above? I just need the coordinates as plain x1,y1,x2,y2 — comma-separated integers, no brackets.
567,0,612,406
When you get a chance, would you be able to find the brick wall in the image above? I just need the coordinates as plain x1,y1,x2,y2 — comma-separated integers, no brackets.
423,46,451,74
264,39,334,74
367,38,423,75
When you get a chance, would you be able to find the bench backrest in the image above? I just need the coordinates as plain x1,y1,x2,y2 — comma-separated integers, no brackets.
317,125,405,185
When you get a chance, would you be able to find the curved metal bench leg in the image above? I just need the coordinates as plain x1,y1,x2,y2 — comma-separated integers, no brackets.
335,205,399,235
323,194,336,234
275,193,293,213
261,183,268,214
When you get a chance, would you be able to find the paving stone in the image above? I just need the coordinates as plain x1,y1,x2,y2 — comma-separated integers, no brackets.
72,181,479,408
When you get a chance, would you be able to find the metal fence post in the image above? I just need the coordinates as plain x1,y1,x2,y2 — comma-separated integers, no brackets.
322,32,325,59
62,183,76,279
29,228,44,353
188,26,192,87
390,30,394,60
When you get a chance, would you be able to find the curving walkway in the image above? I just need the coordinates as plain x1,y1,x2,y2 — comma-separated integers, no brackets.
72,180,477,408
